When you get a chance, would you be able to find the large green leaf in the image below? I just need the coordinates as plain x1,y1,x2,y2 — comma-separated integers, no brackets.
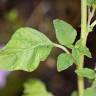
75,68,95,79
0,27,53,71
53,19,77,47
57,53,74,72
23,79,53,96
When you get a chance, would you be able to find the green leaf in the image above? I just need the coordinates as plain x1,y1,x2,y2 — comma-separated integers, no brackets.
87,0,96,6
84,88,95,96
72,40,92,64
53,19,77,47
5,9,18,22
72,47,81,65
87,26,93,33
75,40,92,58
23,79,53,96
92,79,96,88
71,91,78,96
75,68,95,79
57,53,74,72
0,27,53,72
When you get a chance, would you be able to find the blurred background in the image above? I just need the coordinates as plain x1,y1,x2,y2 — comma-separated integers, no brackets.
0,0,96,96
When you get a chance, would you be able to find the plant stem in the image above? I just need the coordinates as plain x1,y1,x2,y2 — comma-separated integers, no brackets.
91,20,96,27
53,43,70,54
88,7,95,26
77,0,87,96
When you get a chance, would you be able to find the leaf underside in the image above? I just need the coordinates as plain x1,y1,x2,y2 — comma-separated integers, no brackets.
0,27,53,72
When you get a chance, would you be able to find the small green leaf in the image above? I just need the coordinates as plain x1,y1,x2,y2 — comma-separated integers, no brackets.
23,79,53,96
71,91,78,96
0,27,53,72
84,88,95,96
81,47,92,58
75,68,95,79
72,40,92,64
72,47,81,65
53,19,77,48
57,53,74,72
75,40,92,58
87,26,93,33
5,9,18,22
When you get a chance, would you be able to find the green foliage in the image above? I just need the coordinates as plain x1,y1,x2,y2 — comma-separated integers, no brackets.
84,88,95,96
92,79,96,88
87,26,93,33
0,17,94,95
0,27,53,71
5,9,18,22
72,40,92,64
87,0,96,6
0,19,78,72
75,40,92,58
72,47,81,65
75,68,95,79
71,91,78,96
53,19,77,48
57,53,74,71
84,77,96,96
23,79,53,96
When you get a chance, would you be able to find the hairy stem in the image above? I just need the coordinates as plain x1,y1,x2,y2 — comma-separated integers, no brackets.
77,0,87,96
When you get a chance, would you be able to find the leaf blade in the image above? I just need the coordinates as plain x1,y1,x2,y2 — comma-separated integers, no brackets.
84,88,95,96
23,79,54,96
57,53,74,72
53,19,77,47
0,27,53,72
75,68,95,79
